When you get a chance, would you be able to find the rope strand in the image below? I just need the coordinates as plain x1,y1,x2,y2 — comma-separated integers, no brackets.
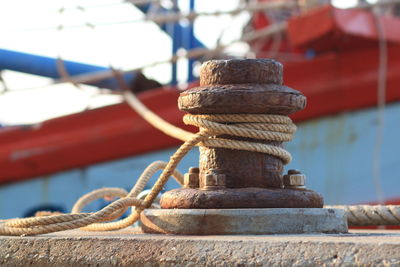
1,92,400,235
184,114,295,164
0,113,294,236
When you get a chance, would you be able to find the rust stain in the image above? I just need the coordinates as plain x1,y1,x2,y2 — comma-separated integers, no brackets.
164,59,323,209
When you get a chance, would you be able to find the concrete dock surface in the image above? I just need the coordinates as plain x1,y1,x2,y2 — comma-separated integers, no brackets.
1,228,400,266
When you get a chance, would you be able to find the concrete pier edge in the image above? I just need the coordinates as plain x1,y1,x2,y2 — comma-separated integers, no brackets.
1,228,400,266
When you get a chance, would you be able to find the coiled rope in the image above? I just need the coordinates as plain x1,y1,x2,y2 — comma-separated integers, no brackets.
184,114,295,164
123,91,400,227
1,92,400,235
0,129,206,235
0,111,295,236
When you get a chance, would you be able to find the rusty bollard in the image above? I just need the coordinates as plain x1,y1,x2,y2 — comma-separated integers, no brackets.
160,59,323,209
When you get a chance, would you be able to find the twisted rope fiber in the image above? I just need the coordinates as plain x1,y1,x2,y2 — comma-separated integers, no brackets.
0,133,206,236
1,100,400,235
326,205,400,226
0,112,294,235
183,114,295,164
185,115,400,226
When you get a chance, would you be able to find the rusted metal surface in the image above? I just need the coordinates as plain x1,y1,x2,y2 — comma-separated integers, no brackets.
162,59,323,209
283,169,306,189
161,188,323,209
199,141,285,188
178,84,306,115
183,167,199,189
199,59,283,86
202,169,226,190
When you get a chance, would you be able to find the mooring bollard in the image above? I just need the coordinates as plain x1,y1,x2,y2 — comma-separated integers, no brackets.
141,59,348,234
161,59,322,209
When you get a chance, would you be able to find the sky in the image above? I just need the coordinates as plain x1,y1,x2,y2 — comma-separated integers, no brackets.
0,0,366,125
0,0,251,125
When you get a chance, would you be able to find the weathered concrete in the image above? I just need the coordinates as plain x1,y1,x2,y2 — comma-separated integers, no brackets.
141,208,348,235
1,228,400,266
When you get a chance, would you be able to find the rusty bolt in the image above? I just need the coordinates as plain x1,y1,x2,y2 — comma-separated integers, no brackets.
202,170,226,190
283,171,306,189
183,167,200,189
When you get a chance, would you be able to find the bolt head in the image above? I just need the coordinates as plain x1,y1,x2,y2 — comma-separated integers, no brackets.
283,173,306,188
204,173,217,186
203,173,226,190
184,172,199,189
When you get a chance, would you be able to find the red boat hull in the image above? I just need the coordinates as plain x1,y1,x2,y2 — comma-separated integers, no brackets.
1,6,400,185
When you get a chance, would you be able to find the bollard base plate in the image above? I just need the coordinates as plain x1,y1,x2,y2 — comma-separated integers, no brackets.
140,208,348,235
160,187,323,209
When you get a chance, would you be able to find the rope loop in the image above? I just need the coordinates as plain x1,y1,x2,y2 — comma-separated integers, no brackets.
2,90,400,236
183,114,296,164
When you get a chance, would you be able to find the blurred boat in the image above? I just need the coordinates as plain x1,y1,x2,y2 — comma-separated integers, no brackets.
1,4,400,218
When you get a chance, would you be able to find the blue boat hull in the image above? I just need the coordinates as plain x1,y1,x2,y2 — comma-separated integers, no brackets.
1,102,400,218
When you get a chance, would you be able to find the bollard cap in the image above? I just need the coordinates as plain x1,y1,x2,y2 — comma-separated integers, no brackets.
178,59,306,115
200,59,283,86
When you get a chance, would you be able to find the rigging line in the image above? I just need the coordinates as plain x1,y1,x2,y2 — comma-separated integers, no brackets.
59,21,287,86
208,2,249,61
147,1,297,25
77,0,165,11
55,3,104,113
1,0,161,33
0,71,10,94
249,21,284,60
55,5,83,91
4,1,400,33
34,0,162,14
125,0,163,5
2,17,146,33
0,21,287,93
112,65,195,141
252,51,308,62
3,1,294,33
57,3,110,112
66,1,129,11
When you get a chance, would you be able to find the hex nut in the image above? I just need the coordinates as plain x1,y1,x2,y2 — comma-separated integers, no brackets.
283,174,306,189
202,173,226,190
184,173,199,189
